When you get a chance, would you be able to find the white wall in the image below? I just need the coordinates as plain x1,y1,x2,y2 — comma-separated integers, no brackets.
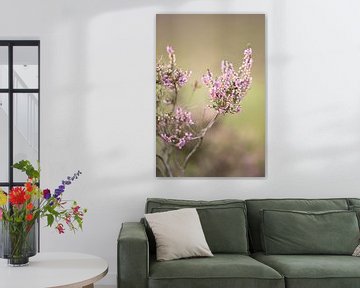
1,0,360,285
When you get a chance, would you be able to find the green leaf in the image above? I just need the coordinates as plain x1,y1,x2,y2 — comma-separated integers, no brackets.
13,160,30,170
73,215,83,229
47,214,54,227
47,206,60,217
12,160,40,180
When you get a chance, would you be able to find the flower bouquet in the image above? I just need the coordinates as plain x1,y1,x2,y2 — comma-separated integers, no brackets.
0,160,87,266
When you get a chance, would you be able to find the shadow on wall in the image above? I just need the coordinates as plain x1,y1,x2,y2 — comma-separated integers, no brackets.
45,0,207,143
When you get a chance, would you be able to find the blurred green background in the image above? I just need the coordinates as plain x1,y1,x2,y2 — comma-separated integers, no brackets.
156,14,265,177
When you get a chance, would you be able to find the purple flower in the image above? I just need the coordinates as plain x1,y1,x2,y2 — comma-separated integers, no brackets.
53,171,82,199
202,47,253,114
43,189,51,200
54,188,63,199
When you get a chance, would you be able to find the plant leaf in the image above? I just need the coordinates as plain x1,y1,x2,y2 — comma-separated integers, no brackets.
47,214,54,227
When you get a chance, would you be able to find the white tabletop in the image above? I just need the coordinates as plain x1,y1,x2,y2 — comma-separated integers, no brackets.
0,252,108,288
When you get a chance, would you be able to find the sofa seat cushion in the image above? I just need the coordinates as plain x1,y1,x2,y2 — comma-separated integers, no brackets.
149,254,284,288
252,252,360,288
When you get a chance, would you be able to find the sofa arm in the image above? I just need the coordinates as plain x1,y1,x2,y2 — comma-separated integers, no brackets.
118,222,149,288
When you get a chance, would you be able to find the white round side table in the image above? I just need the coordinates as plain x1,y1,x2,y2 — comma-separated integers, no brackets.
0,252,108,288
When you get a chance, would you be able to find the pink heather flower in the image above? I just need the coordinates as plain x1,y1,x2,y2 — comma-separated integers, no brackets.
174,107,194,125
202,70,213,86
157,107,195,149
166,45,174,55
202,47,253,114
156,46,192,91
0,208,2,220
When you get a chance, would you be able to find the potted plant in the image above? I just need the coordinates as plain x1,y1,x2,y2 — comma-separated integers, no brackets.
0,160,86,266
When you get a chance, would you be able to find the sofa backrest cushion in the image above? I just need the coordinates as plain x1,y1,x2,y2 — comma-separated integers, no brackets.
261,209,359,255
246,198,349,252
145,198,249,254
347,199,360,228
348,198,360,207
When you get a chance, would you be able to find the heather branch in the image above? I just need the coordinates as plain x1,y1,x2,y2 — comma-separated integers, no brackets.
172,84,178,113
156,45,253,176
192,112,219,140
181,112,219,173
156,154,173,177
181,138,203,174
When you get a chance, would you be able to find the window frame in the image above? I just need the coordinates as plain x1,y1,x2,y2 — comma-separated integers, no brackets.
0,40,40,189
0,40,40,251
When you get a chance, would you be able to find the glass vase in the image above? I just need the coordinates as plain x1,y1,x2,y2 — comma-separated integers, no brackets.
0,220,37,266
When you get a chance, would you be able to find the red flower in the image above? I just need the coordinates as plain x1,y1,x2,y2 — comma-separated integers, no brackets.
25,182,33,192
24,193,31,200
72,205,80,215
9,187,26,205
56,223,65,234
65,214,71,225
26,203,34,210
26,214,33,221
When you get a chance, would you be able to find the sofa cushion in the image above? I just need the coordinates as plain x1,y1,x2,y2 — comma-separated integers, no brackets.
261,209,359,255
149,254,284,288
347,198,360,207
145,208,213,261
349,205,360,228
246,198,349,252
146,198,249,254
347,199,360,229
253,252,360,288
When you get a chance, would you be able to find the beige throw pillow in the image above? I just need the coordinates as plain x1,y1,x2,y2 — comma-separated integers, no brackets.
353,244,360,256
145,208,213,261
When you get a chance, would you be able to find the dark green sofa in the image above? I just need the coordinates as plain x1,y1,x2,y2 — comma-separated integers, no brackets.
118,198,360,288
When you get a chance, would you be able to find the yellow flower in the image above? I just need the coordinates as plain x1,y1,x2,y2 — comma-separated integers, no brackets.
0,189,7,206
